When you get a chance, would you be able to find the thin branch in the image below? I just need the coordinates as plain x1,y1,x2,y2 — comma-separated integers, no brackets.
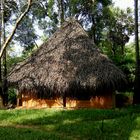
0,0,32,58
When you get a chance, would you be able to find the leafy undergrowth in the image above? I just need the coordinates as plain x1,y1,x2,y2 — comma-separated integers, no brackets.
0,106,140,140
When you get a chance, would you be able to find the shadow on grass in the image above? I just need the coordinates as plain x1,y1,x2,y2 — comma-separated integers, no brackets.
0,107,140,139
0,125,65,140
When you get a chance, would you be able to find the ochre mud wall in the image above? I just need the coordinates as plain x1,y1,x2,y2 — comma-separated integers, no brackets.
66,95,114,109
18,91,114,109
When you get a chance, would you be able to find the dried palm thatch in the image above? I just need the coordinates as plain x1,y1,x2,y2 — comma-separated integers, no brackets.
8,19,126,95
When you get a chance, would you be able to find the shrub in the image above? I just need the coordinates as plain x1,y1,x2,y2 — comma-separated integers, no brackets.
116,92,133,108
8,88,17,105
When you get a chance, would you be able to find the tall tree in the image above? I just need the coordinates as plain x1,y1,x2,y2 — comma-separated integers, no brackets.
0,0,17,104
0,0,4,99
133,0,140,104
1,0,8,105
58,0,64,25
103,7,134,56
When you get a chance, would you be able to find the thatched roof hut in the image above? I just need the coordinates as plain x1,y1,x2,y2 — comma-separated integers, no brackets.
8,19,126,108
8,19,126,94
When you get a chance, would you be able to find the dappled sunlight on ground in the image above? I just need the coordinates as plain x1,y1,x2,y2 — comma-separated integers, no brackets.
129,116,140,140
0,107,140,139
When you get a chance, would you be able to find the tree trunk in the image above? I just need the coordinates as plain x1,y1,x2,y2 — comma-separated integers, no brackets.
63,93,66,107
58,0,64,26
1,0,8,106
0,9,1,94
3,49,8,105
0,0,4,105
0,33,3,100
133,0,140,104
68,0,72,17
91,16,97,44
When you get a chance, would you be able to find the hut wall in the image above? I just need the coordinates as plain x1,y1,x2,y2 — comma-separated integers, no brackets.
20,91,64,108
18,91,114,109
66,94,114,109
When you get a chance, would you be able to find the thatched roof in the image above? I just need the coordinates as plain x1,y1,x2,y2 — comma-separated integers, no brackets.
8,19,126,94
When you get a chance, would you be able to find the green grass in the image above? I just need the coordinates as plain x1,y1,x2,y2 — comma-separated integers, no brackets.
0,106,140,140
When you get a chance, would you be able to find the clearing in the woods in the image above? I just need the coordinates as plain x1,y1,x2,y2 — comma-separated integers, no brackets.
0,106,140,140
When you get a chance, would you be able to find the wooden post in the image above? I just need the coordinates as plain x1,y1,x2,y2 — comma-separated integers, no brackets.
16,90,19,106
0,95,3,108
112,91,116,108
63,93,66,107
16,90,22,106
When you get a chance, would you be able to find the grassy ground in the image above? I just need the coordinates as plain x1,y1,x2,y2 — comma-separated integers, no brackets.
0,106,140,140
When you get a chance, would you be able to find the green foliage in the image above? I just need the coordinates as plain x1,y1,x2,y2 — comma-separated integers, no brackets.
5,0,134,55
8,88,17,105
15,16,38,51
48,0,54,17
2,0,18,23
7,55,25,73
106,7,134,54
103,43,135,91
30,1,48,20
116,92,133,108
74,0,113,44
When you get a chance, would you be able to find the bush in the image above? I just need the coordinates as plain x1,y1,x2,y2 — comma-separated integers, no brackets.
8,88,17,105
116,92,133,108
